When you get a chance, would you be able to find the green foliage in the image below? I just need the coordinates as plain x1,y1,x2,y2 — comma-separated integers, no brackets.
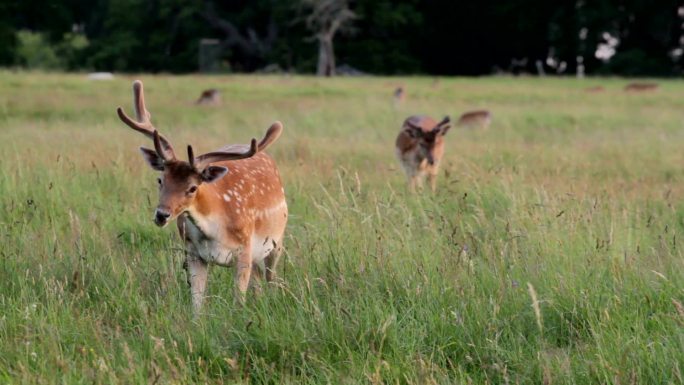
1,1,683,75
337,0,424,74
58,32,90,70
13,30,89,70
0,23,15,65
14,30,63,69
600,49,675,77
0,73,683,383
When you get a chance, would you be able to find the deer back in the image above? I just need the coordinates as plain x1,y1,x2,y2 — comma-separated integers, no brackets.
624,83,658,92
457,110,491,127
187,150,285,238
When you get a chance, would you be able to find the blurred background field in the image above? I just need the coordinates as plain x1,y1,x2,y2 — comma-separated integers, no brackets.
0,72,683,383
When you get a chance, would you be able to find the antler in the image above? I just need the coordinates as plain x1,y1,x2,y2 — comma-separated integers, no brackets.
187,121,283,170
257,121,283,152
190,139,258,170
431,116,451,133
116,80,176,160
187,145,195,168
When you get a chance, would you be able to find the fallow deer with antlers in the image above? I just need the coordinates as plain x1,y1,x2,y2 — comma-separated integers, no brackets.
117,80,287,313
395,115,451,192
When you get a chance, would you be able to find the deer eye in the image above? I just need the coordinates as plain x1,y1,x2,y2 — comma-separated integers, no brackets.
157,178,162,186
187,185,198,194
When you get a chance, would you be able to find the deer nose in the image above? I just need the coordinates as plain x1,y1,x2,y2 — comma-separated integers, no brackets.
154,209,171,226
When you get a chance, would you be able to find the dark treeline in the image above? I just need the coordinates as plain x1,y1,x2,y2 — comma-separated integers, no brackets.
1,0,682,76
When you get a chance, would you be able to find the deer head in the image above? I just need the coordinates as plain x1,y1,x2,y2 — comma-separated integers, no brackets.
117,80,281,227
406,116,451,165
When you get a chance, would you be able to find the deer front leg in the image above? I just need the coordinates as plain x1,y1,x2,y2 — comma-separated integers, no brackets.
235,241,253,304
185,256,208,315
412,174,425,192
408,174,419,193
428,172,438,192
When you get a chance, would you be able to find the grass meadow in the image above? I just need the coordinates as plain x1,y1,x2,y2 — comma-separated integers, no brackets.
0,72,683,384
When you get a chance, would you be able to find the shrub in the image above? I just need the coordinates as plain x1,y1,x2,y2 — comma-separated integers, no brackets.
14,30,62,70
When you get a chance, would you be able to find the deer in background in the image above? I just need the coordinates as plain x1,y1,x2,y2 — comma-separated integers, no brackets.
585,86,605,93
457,110,491,129
392,86,406,110
624,82,659,92
117,80,288,314
195,89,222,106
395,115,451,192
393,86,406,106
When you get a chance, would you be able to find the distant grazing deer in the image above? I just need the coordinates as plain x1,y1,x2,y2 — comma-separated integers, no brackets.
393,86,405,106
117,80,287,313
195,89,222,106
457,110,491,129
624,83,658,92
395,115,451,192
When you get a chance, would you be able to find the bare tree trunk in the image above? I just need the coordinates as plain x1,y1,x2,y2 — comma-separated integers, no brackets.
316,35,335,76
326,37,335,76
316,36,328,76
303,0,355,76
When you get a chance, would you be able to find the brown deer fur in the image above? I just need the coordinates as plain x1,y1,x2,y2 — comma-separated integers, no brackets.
624,83,658,92
457,110,491,129
195,89,222,106
395,115,451,192
117,80,287,314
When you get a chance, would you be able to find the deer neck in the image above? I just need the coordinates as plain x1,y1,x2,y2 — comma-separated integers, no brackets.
184,184,222,238
190,184,216,217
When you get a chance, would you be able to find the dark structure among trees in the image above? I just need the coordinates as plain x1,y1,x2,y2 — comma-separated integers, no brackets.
1,0,682,76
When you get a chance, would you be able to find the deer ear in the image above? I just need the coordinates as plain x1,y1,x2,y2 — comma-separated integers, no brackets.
201,166,229,183
140,147,164,171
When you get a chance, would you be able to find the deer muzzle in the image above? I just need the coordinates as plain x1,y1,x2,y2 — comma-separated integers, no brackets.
154,207,171,227
427,153,435,166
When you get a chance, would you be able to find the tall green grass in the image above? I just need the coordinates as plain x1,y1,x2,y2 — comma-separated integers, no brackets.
0,72,683,384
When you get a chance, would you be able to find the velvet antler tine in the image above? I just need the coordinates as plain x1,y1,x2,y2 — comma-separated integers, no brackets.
194,139,258,169
187,145,195,168
116,81,176,160
257,121,283,152
437,116,450,127
431,116,451,133
132,80,150,122
153,130,169,161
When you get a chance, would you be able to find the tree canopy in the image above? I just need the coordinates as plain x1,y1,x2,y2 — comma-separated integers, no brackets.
1,0,682,76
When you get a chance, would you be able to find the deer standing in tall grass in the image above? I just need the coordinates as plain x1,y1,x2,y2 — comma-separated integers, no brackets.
395,115,451,192
117,80,288,313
